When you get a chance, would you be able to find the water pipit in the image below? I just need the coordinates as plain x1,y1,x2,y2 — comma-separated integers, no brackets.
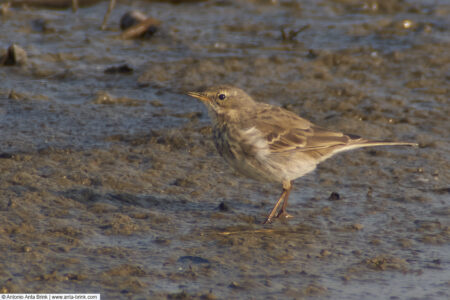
187,86,418,224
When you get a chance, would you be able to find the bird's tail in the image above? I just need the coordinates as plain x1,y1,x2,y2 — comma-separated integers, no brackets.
339,136,418,153
345,135,419,150
353,140,418,148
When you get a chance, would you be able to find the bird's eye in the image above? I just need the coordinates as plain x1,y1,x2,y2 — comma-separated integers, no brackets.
218,94,226,100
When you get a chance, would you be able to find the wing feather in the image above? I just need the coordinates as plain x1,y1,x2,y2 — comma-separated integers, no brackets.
248,105,358,154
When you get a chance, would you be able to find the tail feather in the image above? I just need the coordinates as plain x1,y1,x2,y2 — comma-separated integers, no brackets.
339,138,419,153
354,140,418,148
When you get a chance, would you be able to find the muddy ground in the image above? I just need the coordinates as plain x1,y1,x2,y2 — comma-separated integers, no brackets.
0,0,449,299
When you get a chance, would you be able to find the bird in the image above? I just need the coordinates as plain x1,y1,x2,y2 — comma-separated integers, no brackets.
187,85,418,224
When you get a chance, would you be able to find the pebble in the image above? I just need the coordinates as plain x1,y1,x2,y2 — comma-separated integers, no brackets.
120,10,160,39
178,256,210,264
218,201,229,211
120,10,147,30
1,44,27,66
328,192,340,201
104,64,134,74
351,223,364,230
229,281,242,289
1,2,11,15
22,246,32,253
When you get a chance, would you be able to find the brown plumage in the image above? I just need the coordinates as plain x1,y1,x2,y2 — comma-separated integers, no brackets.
187,85,418,224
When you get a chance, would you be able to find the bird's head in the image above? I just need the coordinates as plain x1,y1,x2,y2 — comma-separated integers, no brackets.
187,85,256,115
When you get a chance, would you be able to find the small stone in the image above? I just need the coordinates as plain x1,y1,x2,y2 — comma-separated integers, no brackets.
31,18,50,32
154,238,170,246
150,100,163,107
120,11,160,39
92,91,114,104
366,187,373,198
178,256,210,264
0,153,13,159
320,249,331,257
402,19,413,29
218,201,229,211
1,44,28,66
104,64,133,74
120,10,147,30
304,284,327,295
328,192,340,201
229,281,242,289
307,49,319,59
351,223,364,230
1,2,11,16
398,238,412,248
432,259,441,265
370,239,381,245
172,178,192,187
200,292,216,300
167,291,189,299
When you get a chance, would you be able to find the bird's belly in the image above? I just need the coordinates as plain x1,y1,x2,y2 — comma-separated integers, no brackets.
267,152,318,182
225,151,317,183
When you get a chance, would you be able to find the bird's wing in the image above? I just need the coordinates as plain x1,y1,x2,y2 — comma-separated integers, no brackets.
249,105,358,154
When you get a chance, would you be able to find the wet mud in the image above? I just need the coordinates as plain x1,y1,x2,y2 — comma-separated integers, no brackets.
0,0,449,299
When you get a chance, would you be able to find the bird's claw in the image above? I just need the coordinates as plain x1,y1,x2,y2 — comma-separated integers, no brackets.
276,211,293,219
262,217,273,224
263,211,293,224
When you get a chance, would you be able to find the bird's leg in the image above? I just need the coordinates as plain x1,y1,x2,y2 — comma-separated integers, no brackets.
263,181,293,224
276,181,293,219
263,190,287,224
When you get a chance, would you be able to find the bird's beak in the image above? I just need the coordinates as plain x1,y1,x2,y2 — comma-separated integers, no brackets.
187,91,210,103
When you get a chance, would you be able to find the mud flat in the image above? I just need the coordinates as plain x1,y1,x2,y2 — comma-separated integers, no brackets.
0,0,449,299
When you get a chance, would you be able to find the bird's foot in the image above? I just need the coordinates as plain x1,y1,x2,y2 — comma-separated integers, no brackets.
263,211,293,224
262,217,273,225
276,211,293,220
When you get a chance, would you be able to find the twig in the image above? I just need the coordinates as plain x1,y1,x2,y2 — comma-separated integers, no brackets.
101,0,116,30
72,0,78,12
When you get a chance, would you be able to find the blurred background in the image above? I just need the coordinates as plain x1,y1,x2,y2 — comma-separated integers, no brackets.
0,0,449,299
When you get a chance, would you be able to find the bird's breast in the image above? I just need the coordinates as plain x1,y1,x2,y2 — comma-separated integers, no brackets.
211,123,282,182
